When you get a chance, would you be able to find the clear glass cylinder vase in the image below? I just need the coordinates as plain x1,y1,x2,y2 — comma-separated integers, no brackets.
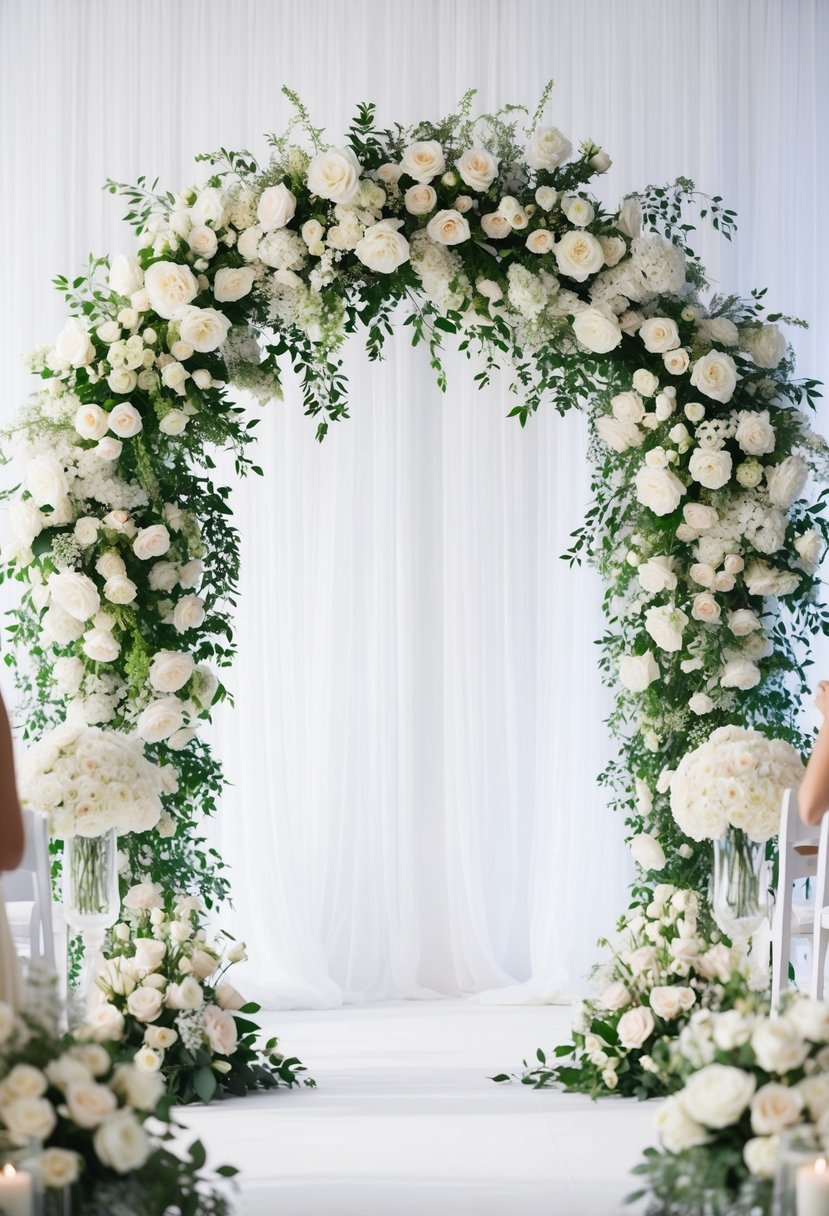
62,829,119,934
0,1131,44,1216
711,826,768,940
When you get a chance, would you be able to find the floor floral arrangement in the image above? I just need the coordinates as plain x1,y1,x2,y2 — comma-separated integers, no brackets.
88,883,313,1104
0,84,826,1193
0,996,236,1215
630,996,829,1216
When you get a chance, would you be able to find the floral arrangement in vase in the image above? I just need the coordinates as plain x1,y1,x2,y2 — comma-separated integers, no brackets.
0,996,235,1215
630,996,829,1216
85,883,313,1103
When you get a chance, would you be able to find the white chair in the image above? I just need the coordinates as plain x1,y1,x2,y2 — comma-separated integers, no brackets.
3,808,65,992
770,788,825,1012
811,809,829,1000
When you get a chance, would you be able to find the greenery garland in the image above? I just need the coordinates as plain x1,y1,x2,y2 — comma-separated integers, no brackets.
1,87,826,1101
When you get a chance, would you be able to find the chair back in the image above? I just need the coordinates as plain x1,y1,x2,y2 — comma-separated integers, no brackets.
771,789,821,1011
6,808,56,971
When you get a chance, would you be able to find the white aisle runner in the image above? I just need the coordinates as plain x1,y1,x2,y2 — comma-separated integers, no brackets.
180,1001,656,1216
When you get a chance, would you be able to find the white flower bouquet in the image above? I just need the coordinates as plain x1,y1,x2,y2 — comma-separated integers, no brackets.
0,996,234,1215
86,885,313,1104
631,997,829,1216
18,722,166,839
669,726,804,843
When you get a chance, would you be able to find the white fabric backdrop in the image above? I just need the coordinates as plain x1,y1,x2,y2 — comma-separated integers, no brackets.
0,0,827,1007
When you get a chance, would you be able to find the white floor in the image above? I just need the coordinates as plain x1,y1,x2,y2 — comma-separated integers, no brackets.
179,1001,657,1216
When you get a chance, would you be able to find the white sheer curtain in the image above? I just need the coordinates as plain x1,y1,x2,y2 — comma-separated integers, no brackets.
0,0,827,1008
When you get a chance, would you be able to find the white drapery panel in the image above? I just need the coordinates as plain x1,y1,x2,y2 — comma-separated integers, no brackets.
0,0,827,1007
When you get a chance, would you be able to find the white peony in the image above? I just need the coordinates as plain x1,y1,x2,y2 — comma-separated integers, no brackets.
144,261,199,320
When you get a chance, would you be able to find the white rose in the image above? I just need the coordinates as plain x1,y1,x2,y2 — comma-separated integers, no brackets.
216,982,245,1011
616,197,642,239
54,318,95,368
173,594,205,633
355,220,410,273
190,187,228,228
74,403,109,441
729,609,761,636
81,1002,125,1042
133,938,167,972
663,348,690,376
187,224,218,259
745,323,787,368
159,409,188,437
689,350,738,403
572,306,622,354
399,184,436,218
599,981,631,1012
144,261,199,320
95,436,123,461
525,229,555,255
688,448,732,490
750,1083,803,1135
40,1148,81,1189
103,575,137,605
640,317,680,353
743,1135,779,1180
720,658,761,690
82,628,120,663
635,466,685,516
257,183,297,231
525,126,572,171
794,529,825,571
203,1004,238,1055
25,452,69,508
165,976,204,1011
307,145,361,203
400,140,445,184
682,1064,756,1129
133,525,171,561
691,593,721,624
689,693,715,715
617,1006,655,1049
630,833,666,871
109,255,144,297
49,570,100,621
0,1064,48,1101
611,391,645,424
596,416,643,452
148,650,194,694
655,1095,710,1153
637,556,677,593
136,698,185,744
683,503,717,531
767,455,808,509
109,402,143,438
554,230,604,282
751,1018,810,1073
94,1109,151,1173
426,209,470,246
65,1080,117,1128
685,402,706,424
735,410,775,456
645,605,688,653
3,1096,57,1140
619,651,660,693
534,186,557,211
650,986,695,1020
455,147,499,192
480,212,511,240
126,986,164,1024
175,305,231,353
237,226,262,261
111,1063,164,1111
632,369,659,398
123,883,163,910
212,266,255,304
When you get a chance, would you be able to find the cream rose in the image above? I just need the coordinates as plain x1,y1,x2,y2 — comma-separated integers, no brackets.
133,937,167,971
212,266,255,304
480,212,511,240
743,1135,779,1179
257,183,297,231
525,229,555,255
175,305,231,353
572,306,622,354
663,348,690,376
126,986,164,1023
691,593,721,624
650,986,695,1020
689,350,738,403
187,224,218,259
173,594,205,633
617,1006,655,1049
750,1083,803,1135
554,230,604,282
682,1064,756,1129
619,651,660,693
688,448,732,490
133,525,171,561
456,147,499,191
3,1096,57,1140
426,209,470,246
109,402,143,438
41,1148,81,1189
635,466,685,516
735,410,775,456
49,571,100,622
525,126,572,171
355,220,410,273
400,140,445,183
203,1004,238,1055
74,403,109,441
94,1109,151,1173
144,261,198,320
149,650,194,693
136,698,185,744
640,317,680,353
65,1080,117,1129
103,575,138,606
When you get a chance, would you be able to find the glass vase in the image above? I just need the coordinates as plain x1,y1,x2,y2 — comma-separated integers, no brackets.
0,1131,43,1216
711,826,768,941
62,829,119,996
773,1125,829,1216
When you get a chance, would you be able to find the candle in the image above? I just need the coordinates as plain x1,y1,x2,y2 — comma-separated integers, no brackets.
798,1157,829,1216
0,1164,33,1216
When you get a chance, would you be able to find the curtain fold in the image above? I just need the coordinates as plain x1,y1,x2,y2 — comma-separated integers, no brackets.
0,0,827,1007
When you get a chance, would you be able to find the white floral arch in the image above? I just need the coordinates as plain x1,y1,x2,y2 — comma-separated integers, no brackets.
4,88,826,1095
